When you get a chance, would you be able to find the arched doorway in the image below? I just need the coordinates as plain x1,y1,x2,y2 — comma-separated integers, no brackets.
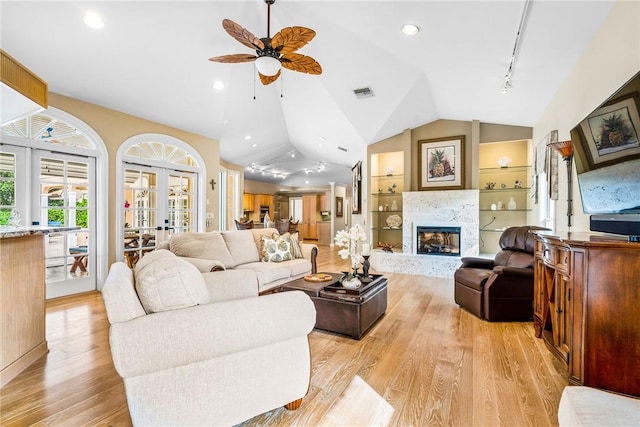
1,109,108,298
116,134,206,266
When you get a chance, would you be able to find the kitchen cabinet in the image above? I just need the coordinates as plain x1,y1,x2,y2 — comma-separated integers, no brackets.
318,192,331,212
302,195,318,240
317,221,331,245
243,193,255,212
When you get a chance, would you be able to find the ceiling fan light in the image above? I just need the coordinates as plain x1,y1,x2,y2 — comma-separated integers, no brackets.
255,56,281,76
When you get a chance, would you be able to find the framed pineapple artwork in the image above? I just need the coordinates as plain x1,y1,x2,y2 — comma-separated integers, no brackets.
578,92,640,168
418,135,465,190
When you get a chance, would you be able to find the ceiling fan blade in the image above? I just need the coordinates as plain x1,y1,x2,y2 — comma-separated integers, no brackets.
208,53,257,63
281,53,322,75
271,27,316,54
259,70,281,85
222,19,265,51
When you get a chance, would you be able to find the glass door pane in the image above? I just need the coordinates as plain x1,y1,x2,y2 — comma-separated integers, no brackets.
0,151,18,225
124,167,159,268
168,172,195,234
33,151,95,298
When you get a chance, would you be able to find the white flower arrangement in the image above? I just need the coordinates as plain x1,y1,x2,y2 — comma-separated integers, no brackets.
334,223,368,279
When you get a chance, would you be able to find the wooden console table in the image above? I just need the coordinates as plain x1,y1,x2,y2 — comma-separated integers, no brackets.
533,230,640,397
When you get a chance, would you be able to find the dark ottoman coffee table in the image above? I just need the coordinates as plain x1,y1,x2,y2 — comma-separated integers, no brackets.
282,273,387,340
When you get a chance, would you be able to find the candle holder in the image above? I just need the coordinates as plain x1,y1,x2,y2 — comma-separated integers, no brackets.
361,255,372,282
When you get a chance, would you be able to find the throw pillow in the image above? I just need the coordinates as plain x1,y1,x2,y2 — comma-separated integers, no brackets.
134,250,210,314
288,231,304,259
261,233,293,263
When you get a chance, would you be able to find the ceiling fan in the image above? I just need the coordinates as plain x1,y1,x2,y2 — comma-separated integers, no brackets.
208,0,322,85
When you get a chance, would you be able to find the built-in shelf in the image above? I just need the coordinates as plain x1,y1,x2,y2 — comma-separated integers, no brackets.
479,140,532,253
370,152,404,253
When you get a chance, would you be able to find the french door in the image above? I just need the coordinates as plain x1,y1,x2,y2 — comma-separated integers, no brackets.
123,164,196,267
31,150,96,299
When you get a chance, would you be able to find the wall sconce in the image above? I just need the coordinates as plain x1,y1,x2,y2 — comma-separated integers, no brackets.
548,140,574,229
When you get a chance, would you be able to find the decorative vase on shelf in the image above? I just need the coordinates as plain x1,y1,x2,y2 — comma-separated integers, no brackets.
507,197,517,210
342,275,362,290
391,200,398,211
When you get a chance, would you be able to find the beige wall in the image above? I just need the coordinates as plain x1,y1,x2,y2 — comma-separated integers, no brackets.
369,119,533,195
532,0,640,233
243,179,290,195
49,93,221,266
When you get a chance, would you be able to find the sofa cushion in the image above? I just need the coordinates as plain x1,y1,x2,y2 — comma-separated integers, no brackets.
221,229,260,265
202,269,258,302
169,231,236,268
236,261,291,286
287,258,312,277
134,249,210,314
261,233,293,262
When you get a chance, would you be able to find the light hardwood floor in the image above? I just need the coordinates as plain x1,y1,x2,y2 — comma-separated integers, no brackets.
0,246,568,426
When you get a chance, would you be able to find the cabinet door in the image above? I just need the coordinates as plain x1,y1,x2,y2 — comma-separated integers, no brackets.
533,259,546,337
243,193,254,211
302,195,317,239
553,271,571,364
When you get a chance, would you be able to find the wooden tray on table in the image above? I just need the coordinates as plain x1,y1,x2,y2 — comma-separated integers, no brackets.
303,273,334,282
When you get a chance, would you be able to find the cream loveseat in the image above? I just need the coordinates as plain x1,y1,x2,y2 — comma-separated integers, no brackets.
102,250,317,426
157,228,318,294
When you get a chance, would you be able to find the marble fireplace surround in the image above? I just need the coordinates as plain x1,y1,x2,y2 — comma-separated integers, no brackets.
370,190,479,278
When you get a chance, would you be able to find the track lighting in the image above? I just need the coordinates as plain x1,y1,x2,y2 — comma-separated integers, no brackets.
500,0,530,93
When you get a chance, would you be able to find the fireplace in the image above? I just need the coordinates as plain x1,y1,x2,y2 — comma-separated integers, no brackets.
416,226,461,256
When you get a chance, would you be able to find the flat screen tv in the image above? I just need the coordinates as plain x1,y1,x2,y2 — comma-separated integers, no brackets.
570,71,640,238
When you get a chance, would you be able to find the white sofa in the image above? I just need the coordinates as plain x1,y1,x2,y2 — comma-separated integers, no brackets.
558,386,640,427
157,228,318,294
101,251,317,426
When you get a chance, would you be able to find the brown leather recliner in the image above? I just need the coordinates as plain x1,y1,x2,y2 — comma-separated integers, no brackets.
454,225,549,321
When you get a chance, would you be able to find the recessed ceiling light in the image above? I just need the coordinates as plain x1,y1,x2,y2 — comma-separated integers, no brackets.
401,24,420,35
305,180,309,184
251,143,257,148
245,135,251,140
318,143,323,147
213,81,224,90
83,12,104,29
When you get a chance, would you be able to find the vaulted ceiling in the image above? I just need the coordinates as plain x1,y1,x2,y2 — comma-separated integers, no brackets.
0,1,615,187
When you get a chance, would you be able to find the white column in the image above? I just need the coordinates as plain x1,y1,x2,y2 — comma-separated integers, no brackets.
329,181,335,247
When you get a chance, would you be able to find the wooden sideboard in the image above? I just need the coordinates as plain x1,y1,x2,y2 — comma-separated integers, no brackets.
533,231,640,397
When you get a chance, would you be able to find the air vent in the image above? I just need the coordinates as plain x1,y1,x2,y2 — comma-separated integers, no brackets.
353,87,374,99
338,146,348,152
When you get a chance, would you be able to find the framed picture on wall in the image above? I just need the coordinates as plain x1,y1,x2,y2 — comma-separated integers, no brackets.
336,196,343,217
352,161,362,214
579,93,640,167
418,136,465,190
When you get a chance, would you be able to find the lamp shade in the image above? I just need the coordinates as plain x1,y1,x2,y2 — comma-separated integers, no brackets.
255,56,281,76
549,140,573,159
